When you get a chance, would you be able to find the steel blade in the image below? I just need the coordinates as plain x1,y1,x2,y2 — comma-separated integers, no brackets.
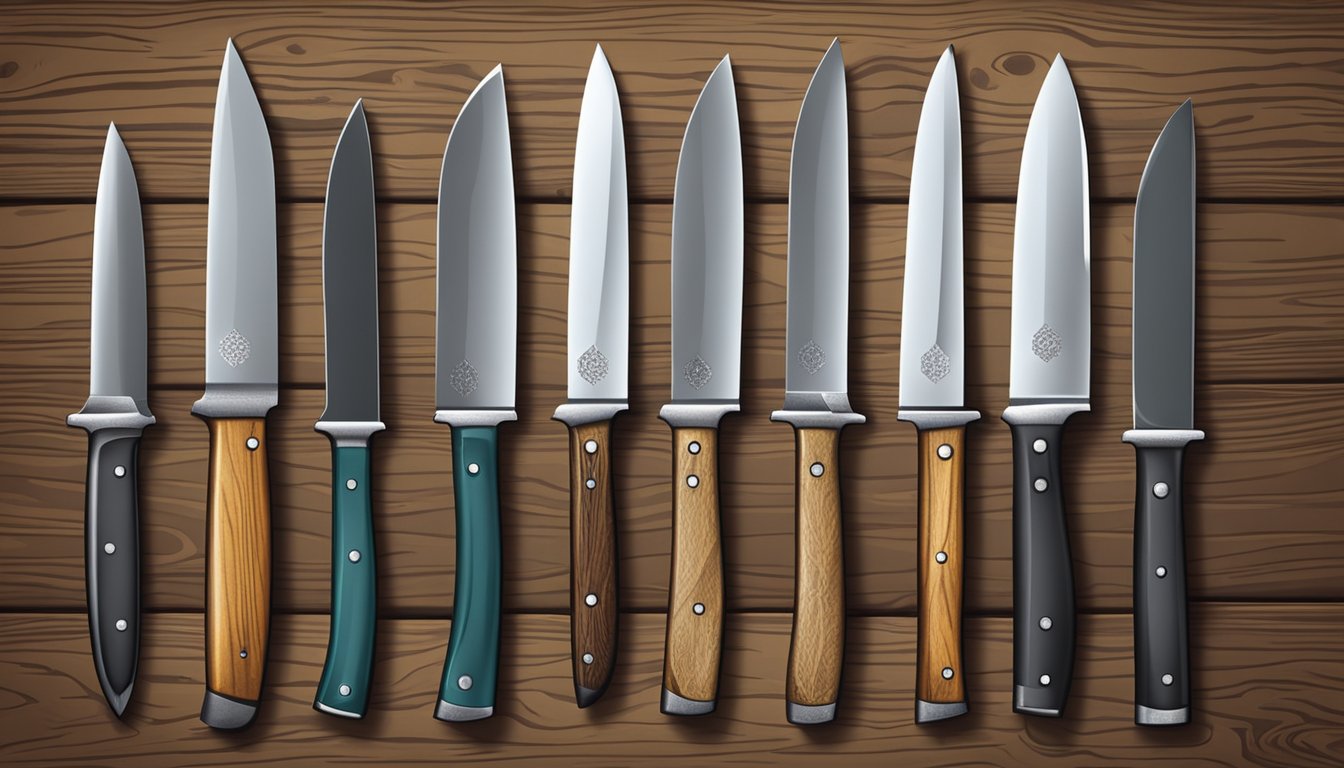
320,100,380,423
670,56,743,404
1008,55,1090,403
567,45,628,402
899,46,965,409
204,40,277,395
435,66,517,412
1132,100,1195,430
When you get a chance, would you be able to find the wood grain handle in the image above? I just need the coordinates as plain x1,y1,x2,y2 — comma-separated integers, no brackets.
661,426,723,716
201,417,271,730
568,419,619,708
786,428,845,725
915,426,968,723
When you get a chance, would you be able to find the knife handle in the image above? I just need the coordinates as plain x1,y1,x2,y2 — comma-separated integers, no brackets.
201,417,272,730
661,426,724,716
786,427,846,725
435,425,502,722
1008,419,1075,718
314,443,377,719
1127,430,1202,726
83,426,145,717
915,425,968,723
566,419,619,708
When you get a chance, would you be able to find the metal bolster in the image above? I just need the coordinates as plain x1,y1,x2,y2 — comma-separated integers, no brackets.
67,394,156,432
897,408,981,430
190,384,279,419
314,420,387,447
1001,400,1090,427
1122,429,1205,448
658,402,739,429
552,400,629,427
770,391,865,430
433,409,519,428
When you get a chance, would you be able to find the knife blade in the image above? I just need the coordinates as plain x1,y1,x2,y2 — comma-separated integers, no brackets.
658,54,743,717
896,45,980,725
769,39,865,726
431,65,517,723
1125,99,1202,727
1003,54,1091,718
313,100,385,720
67,123,155,718
191,39,278,731
553,45,628,709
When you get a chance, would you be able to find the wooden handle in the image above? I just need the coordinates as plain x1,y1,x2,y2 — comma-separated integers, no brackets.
568,419,619,708
786,427,846,724
661,426,723,715
202,417,271,727
915,425,968,723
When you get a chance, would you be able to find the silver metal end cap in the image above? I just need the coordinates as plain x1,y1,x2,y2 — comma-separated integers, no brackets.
200,690,259,730
786,700,837,725
661,688,715,716
915,699,968,723
434,699,493,722
1136,704,1190,726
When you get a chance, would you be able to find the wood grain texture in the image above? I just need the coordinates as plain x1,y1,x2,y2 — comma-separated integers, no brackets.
1,608,1341,767
567,419,619,703
662,427,723,705
203,417,271,704
1,2,1341,201
786,428,846,711
916,426,967,708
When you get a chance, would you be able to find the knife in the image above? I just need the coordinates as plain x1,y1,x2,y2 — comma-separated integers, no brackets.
1126,100,1202,727
431,65,517,723
313,100,385,719
770,39,864,726
897,45,980,725
192,39,278,731
658,55,743,717
553,45,628,709
1003,54,1091,718
67,123,155,718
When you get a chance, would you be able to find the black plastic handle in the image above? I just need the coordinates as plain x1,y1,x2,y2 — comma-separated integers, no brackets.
1009,421,1075,717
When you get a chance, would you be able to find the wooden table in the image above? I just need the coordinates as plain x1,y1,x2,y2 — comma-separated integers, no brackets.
1,2,1341,765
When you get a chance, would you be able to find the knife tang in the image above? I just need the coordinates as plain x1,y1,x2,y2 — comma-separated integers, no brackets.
1125,428,1202,725
200,416,272,730
1004,402,1086,717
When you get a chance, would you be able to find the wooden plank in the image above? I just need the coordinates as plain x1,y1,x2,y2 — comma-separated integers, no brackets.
0,608,1340,767
1,2,1341,202
2,202,1340,392
4,382,1340,614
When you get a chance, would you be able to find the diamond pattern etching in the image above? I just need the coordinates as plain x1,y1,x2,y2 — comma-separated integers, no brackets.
218,329,251,368
1032,324,1062,362
921,344,951,383
577,345,609,385
683,356,713,391
450,359,479,396
798,340,826,375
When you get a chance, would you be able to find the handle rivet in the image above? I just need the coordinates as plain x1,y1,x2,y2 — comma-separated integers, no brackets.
1039,616,1053,630
941,667,954,680
687,474,700,488
688,441,701,455
1032,438,1048,454
1161,673,1174,686
104,542,116,555
1033,477,1049,493
582,653,594,665
458,675,473,691
585,478,596,489
1039,674,1051,686
585,593,598,607
346,478,358,490
348,550,361,563
115,619,128,631
810,462,825,477
693,602,706,615
113,465,126,478
339,684,351,696
468,462,480,475
246,437,259,450
1153,482,1170,499
1155,566,1167,578
584,439,598,454
935,551,948,564
937,444,953,460
239,649,248,659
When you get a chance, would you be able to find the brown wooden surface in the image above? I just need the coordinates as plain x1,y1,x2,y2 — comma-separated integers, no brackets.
1,1,1342,765
567,418,619,702
916,425,968,708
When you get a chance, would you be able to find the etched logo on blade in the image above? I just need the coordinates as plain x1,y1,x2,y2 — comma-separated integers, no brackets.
1032,324,1062,363
577,345,609,385
219,329,251,368
798,340,826,375
921,344,951,383
450,360,479,396
683,356,713,391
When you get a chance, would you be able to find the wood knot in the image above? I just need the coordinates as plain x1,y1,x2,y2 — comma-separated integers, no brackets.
0,62,17,78
286,43,305,55
1002,54,1036,76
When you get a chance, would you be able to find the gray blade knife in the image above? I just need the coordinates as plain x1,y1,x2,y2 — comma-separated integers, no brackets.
313,100,384,719
553,45,628,709
658,55,743,717
67,123,155,718
431,65,517,723
1003,54,1091,718
769,39,864,726
1125,99,1201,727
191,39,278,731
897,45,980,725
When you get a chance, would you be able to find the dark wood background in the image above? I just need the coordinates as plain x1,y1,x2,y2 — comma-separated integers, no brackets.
1,2,1341,765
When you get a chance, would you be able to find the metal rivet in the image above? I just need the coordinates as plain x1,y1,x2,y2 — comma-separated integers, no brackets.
810,462,825,477
693,602,706,615
115,619,128,631
582,653,594,665
1039,674,1051,686
104,542,116,555
584,439,598,454
1039,616,1053,631
1161,673,1174,686
348,550,361,563
339,684,352,696
941,667,954,680
239,649,248,659
468,462,480,475
1034,477,1049,493
1033,438,1047,454
937,444,953,460
585,593,598,607
687,474,699,488
585,478,596,489
346,478,358,490
1153,482,1170,499
458,675,473,691
688,441,701,455
113,465,126,478
1156,566,1167,578
935,551,948,564
246,437,259,450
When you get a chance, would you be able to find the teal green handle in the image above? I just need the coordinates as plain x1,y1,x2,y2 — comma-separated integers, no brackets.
436,426,502,718
314,444,377,718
